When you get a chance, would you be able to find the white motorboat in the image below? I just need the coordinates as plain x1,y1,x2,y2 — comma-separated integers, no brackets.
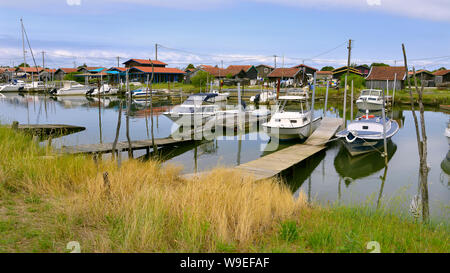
163,94,219,126
262,95,322,140
250,90,276,104
356,89,384,111
335,113,400,156
210,90,230,101
0,80,25,92
52,81,93,96
88,84,119,96
126,88,157,98
24,81,47,91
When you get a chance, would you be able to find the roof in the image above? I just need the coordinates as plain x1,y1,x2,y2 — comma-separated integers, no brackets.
123,59,167,66
256,64,274,69
128,66,185,74
332,66,362,76
268,68,302,78
57,68,78,73
107,67,128,72
198,65,226,77
41,68,56,73
16,67,44,73
433,69,450,76
292,64,318,71
316,70,333,75
366,66,407,81
408,69,434,76
223,65,254,77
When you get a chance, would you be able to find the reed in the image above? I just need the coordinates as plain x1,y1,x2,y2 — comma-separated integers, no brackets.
0,126,448,253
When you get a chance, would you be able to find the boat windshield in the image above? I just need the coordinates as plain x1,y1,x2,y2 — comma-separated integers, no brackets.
361,90,371,96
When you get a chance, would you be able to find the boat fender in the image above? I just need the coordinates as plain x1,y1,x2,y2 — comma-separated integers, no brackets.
345,131,357,143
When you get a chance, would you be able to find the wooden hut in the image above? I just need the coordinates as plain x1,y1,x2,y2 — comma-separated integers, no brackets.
365,66,407,90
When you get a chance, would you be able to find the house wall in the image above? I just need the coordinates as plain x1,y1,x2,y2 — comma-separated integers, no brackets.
245,67,258,80
256,66,273,79
365,80,403,90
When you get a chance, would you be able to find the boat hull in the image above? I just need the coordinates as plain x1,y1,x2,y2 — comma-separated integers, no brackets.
341,137,387,156
263,117,322,140
356,100,383,111
163,113,213,126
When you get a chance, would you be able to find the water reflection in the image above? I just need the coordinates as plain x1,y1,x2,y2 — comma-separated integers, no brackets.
440,150,450,189
334,140,397,183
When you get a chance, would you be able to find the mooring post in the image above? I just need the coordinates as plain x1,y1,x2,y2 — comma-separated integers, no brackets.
12,121,19,130
324,80,329,117
350,80,354,121
381,88,388,166
343,75,348,127
309,72,317,136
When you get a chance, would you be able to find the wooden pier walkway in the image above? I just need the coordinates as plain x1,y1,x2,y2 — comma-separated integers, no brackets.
8,122,85,138
185,117,343,180
61,138,194,155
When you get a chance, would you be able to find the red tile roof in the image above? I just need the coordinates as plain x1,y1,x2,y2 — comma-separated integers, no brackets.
292,64,318,71
44,68,56,73
129,66,185,74
268,68,302,78
256,64,274,69
433,69,450,76
124,59,167,66
366,66,407,81
199,66,226,77
57,68,78,73
316,70,333,75
222,65,254,77
17,67,44,73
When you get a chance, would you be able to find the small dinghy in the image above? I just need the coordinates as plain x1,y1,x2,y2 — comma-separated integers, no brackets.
335,112,399,156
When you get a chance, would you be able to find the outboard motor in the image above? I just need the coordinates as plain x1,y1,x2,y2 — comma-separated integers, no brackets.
254,94,260,104
49,88,57,95
241,100,247,110
86,88,94,95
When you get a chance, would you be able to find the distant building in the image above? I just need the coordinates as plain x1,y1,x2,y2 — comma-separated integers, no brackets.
77,67,106,74
365,66,407,90
407,70,435,87
39,68,56,81
223,65,258,81
354,65,370,77
433,69,450,86
267,68,306,86
255,64,274,79
332,66,362,79
54,68,78,80
291,64,318,75
127,66,185,83
123,59,167,68
316,70,333,81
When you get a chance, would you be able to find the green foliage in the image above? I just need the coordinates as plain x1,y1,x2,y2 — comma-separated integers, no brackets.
186,64,195,70
190,70,213,87
63,72,84,83
226,73,233,79
371,63,390,67
321,66,334,71
17,63,30,68
340,74,366,88
279,220,299,242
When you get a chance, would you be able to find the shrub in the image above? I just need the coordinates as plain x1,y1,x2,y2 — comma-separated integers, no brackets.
340,74,365,88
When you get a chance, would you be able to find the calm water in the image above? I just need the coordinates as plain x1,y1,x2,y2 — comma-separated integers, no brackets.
0,93,448,220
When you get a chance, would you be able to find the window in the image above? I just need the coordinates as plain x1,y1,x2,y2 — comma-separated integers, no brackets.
362,125,369,130
303,118,308,122
290,120,297,123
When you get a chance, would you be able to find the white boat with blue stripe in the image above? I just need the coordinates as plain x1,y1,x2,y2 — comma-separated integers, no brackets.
335,114,399,156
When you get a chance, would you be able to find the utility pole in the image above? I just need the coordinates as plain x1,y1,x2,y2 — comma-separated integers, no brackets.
273,55,277,69
73,61,76,68
346,39,352,76
41,51,45,68
155,43,158,60
42,51,46,90
117,56,120,67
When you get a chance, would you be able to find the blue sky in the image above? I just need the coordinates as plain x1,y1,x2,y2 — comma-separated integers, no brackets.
0,0,449,70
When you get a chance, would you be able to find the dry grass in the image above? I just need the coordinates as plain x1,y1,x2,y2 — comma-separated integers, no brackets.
0,126,448,253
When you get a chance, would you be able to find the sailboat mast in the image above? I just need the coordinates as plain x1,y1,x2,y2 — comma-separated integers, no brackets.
21,18,26,69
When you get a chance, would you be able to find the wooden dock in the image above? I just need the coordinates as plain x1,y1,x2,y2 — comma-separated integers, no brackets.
185,117,343,180
61,138,194,155
9,122,85,139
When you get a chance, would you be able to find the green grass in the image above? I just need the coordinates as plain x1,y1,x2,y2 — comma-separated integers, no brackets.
0,126,448,253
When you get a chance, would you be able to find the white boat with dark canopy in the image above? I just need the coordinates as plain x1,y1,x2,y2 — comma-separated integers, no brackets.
51,81,93,96
356,89,384,111
0,80,25,92
162,94,220,126
262,95,322,140
335,113,399,156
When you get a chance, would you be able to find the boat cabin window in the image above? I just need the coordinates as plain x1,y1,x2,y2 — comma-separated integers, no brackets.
361,90,370,96
290,120,297,123
362,125,369,130
303,118,308,122
275,119,281,122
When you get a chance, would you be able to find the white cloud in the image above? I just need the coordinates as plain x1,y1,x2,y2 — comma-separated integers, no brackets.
366,0,381,6
66,0,81,6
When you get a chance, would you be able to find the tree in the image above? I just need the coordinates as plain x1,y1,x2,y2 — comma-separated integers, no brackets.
320,66,334,71
226,73,233,79
370,63,390,67
190,70,213,87
340,74,365,88
64,72,84,83
186,64,195,70
16,63,30,68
